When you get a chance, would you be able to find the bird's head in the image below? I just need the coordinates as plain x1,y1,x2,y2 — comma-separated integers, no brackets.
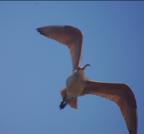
73,64,90,78
75,64,90,73
71,64,90,80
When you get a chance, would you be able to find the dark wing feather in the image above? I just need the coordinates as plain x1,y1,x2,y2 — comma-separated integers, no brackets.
83,80,137,134
37,25,82,70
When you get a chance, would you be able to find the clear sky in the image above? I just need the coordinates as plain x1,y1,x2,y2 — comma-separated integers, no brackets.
0,1,144,134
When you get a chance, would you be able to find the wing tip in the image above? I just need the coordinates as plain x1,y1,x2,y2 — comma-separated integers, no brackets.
36,27,46,36
36,27,41,32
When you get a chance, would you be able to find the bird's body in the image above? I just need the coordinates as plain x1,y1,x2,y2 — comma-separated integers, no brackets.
66,69,85,98
37,25,137,134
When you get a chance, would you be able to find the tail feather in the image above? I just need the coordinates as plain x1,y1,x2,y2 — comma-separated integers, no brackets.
68,97,77,109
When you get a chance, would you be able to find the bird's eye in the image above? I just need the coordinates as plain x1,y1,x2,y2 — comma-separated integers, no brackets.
73,69,78,73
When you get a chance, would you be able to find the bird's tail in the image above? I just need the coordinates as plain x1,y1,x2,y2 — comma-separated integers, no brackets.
61,89,78,109
68,97,77,109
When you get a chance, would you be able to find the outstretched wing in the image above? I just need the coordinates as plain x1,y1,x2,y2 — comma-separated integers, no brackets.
37,25,83,70
83,80,137,134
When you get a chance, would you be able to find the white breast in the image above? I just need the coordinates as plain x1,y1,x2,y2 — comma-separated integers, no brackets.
66,71,85,97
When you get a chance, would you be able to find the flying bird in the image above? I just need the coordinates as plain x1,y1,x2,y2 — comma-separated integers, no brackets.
37,25,137,134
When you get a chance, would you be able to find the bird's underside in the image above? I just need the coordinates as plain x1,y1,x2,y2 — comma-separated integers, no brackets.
37,25,137,134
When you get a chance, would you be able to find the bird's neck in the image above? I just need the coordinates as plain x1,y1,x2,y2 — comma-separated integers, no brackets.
77,70,85,80
66,70,85,87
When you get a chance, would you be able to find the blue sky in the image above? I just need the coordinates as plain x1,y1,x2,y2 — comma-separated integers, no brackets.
0,1,144,134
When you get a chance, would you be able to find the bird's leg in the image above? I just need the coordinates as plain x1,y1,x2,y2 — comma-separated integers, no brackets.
59,96,68,110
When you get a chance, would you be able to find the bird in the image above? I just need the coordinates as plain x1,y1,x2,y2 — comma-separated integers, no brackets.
36,25,137,134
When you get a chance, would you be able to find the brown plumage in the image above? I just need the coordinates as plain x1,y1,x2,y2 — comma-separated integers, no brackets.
37,25,137,134
37,25,82,70
83,81,137,134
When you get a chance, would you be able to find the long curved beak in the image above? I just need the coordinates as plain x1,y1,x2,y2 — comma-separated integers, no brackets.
82,64,91,70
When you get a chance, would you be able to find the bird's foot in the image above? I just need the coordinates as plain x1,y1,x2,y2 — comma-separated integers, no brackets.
59,100,67,110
